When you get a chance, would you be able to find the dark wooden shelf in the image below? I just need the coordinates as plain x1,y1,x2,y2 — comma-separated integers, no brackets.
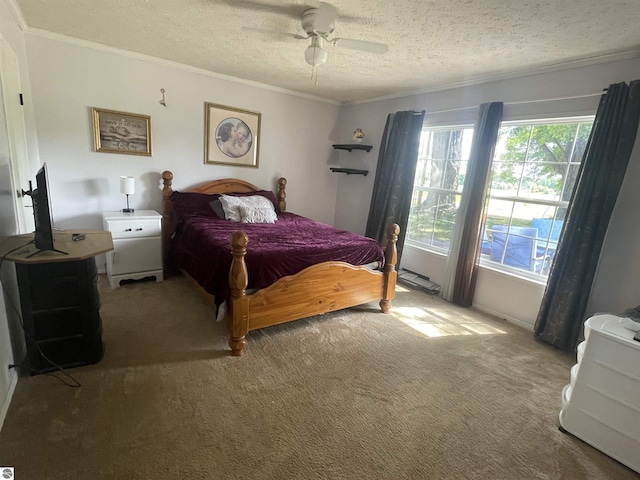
330,167,369,176
332,144,373,152
13,256,105,375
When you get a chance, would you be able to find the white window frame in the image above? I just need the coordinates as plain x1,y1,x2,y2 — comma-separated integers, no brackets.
406,115,594,282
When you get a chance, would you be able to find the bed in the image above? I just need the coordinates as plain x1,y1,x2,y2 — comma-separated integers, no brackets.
161,170,399,356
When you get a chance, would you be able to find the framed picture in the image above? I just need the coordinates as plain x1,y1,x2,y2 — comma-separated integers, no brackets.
204,102,261,167
92,108,152,156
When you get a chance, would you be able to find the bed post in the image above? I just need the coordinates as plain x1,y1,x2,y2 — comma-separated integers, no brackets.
277,177,287,212
161,171,175,275
228,231,250,356
380,223,399,313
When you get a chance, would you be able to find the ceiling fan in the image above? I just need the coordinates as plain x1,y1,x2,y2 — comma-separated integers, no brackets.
294,2,389,69
236,1,388,77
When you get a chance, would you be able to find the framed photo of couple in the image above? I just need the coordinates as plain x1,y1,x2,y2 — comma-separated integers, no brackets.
204,102,261,167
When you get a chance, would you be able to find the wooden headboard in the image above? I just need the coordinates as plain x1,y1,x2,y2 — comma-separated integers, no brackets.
160,170,287,273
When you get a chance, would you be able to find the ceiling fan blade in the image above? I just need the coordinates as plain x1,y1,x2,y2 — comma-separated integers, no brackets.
242,26,301,41
221,0,305,20
331,38,389,54
313,2,338,33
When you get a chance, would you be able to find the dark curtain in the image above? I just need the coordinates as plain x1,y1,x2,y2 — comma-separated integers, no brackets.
534,81,640,351
365,110,425,260
447,102,503,306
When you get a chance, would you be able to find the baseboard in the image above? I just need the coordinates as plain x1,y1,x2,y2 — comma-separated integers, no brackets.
0,368,18,432
473,303,534,331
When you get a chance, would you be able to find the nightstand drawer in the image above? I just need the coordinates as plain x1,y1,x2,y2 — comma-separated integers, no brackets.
106,219,161,239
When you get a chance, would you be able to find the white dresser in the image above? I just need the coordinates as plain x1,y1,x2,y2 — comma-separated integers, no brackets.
102,210,163,288
559,314,640,473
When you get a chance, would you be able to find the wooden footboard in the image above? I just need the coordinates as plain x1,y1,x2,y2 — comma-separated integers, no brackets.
227,224,399,356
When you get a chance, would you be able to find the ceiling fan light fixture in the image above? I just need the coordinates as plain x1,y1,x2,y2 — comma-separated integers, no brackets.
304,36,327,67
304,45,327,67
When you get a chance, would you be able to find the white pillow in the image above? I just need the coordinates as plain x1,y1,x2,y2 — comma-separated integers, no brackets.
218,195,243,221
238,204,277,224
219,194,277,223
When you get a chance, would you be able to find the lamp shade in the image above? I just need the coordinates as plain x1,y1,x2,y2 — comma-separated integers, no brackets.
120,176,135,195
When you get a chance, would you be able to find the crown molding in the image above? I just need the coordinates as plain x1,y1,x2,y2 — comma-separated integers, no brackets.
5,0,28,31
24,28,341,106
346,49,640,106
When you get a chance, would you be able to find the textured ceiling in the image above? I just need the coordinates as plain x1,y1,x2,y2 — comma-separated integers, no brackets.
13,0,640,103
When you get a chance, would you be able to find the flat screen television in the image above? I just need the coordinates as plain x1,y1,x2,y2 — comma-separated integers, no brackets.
30,163,56,253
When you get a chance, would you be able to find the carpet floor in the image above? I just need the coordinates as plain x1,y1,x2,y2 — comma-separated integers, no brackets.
0,274,638,479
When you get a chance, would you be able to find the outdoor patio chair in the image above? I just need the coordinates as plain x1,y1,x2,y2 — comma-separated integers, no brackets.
490,225,549,273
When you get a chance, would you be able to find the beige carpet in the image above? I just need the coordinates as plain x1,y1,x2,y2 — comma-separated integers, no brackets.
0,275,637,480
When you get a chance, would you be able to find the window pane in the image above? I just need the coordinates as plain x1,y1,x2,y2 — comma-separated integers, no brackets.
490,161,524,195
407,127,473,250
408,191,457,249
571,123,592,163
532,207,565,259
562,164,581,200
486,199,515,222
527,124,580,163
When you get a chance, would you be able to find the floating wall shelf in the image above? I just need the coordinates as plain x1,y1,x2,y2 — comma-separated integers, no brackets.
330,167,369,176
332,144,373,152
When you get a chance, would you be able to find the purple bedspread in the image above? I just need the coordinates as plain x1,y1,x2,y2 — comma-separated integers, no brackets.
170,212,384,302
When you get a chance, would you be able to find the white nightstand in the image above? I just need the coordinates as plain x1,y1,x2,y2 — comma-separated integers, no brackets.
102,210,163,288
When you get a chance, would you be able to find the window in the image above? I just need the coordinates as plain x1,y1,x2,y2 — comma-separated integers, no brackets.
481,118,592,277
406,126,474,252
407,117,593,279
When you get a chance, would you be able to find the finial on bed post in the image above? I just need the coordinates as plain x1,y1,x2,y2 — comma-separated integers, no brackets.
162,170,173,196
380,223,399,313
161,171,175,275
277,177,287,212
228,230,250,356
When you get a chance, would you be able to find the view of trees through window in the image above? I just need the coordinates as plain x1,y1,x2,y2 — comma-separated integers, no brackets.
406,117,593,278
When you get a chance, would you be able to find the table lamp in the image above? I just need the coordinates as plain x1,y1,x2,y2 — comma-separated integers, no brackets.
120,176,135,213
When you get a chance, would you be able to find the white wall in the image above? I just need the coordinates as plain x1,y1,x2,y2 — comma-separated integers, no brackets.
24,33,343,234
586,135,640,318
337,56,640,329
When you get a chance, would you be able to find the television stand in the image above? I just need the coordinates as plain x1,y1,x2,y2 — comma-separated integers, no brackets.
25,247,68,259
0,230,113,374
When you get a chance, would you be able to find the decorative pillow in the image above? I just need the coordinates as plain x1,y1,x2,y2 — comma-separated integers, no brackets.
227,190,281,213
209,199,226,219
238,204,278,224
219,194,277,223
170,191,220,220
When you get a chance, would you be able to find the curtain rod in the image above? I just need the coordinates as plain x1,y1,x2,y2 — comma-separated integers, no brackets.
505,91,604,106
424,91,605,116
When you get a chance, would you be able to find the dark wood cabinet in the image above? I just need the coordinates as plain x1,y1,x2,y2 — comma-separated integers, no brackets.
1,230,114,374
16,258,104,372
